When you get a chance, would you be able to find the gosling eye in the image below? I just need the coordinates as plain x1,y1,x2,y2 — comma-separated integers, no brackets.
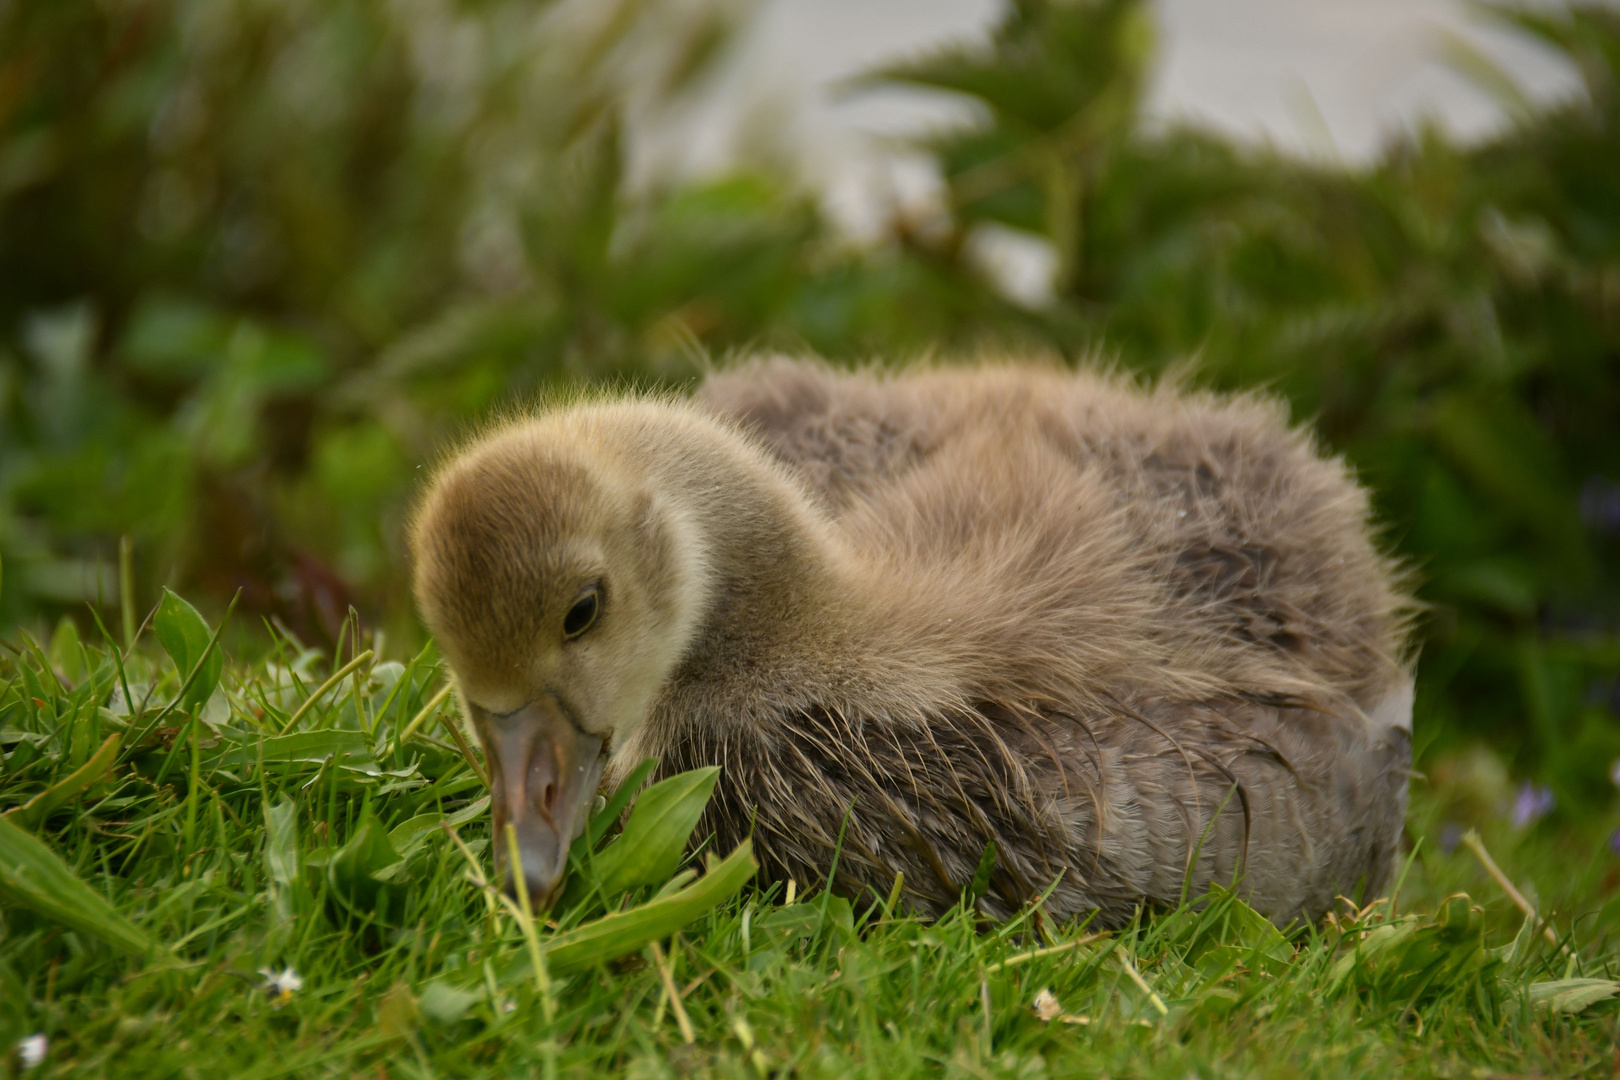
562,587,601,640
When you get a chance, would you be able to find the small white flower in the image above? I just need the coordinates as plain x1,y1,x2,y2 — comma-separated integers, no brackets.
259,965,305,1004
15,1034,47,1070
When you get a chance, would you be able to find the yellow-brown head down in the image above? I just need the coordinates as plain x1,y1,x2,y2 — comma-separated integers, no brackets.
410,404,711,902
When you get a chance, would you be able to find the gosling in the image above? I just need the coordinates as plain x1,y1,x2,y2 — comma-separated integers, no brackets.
410,358,1414,926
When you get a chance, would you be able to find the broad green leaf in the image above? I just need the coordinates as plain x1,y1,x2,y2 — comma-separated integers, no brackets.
324,817,404,908
1178,885,1295,978
5,733,120,829
0,814,160,957
4,734,43,775
1329,918,1419,990
752,902,824,939
207,730,373,769
536,839,757,976
446,796,491,827
264,795,300,922
383,797,489,870
1492,912,1541,970
375,982,420,1039
153,589,223,716
419,981,484,1024
1527,978,1620,1015
819,893,856,946
263,797,300,887
387,813,444,854
49,616,86,684
650,869,698,898
564,766,718,909
1329,893,1492,1002
575,757,658,854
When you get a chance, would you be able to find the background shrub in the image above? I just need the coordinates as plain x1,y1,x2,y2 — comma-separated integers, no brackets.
1,0,1617,802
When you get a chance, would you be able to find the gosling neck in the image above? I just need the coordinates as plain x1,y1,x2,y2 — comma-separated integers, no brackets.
619,412,861,753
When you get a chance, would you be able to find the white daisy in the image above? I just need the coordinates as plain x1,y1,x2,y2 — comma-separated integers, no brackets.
259,966,305,1005
16,1034,47,1070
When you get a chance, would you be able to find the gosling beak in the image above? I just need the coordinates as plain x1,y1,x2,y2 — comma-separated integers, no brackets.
481,698,605,908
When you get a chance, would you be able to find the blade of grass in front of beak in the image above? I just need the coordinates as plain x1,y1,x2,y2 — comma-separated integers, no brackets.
504,822,554,1022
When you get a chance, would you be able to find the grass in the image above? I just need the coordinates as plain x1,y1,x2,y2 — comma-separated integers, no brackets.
2,605,1620,1079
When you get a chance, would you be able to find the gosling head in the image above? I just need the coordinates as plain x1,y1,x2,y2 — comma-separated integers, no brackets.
410,413,708,905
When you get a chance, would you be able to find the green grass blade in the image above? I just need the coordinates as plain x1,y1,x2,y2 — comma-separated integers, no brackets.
0,814,162,958
5,732,121,830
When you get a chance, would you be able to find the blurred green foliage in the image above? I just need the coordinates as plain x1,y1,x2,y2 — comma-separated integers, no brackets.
1,0,1617,798
876,0,1620,802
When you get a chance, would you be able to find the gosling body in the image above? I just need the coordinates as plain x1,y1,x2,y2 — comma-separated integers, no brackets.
411,358,1414,925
